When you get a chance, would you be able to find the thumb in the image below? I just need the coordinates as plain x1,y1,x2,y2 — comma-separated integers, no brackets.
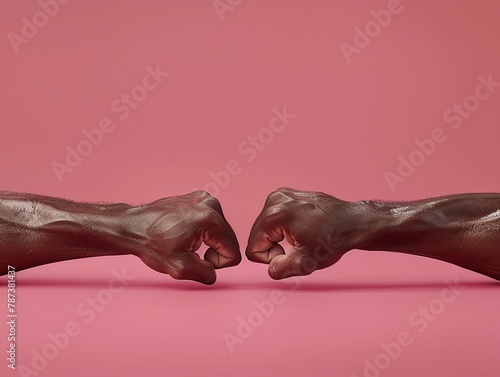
268,250,314,280
171,253,217,285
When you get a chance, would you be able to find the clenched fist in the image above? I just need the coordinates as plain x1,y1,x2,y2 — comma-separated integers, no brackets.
0,190,241,285
246,188,500,281
246,187,369,279
132,191,241,284
2,188,500,283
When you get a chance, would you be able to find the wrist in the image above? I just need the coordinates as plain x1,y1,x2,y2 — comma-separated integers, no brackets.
112,204,160,258
354,200,441,252
346,200,395,251
319,197,386,252
70,203,146,257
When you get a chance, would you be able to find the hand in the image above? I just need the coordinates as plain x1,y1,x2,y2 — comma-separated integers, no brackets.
246,187,367,279
130,191,241,284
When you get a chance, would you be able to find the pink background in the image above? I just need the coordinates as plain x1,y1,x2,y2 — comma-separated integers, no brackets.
1,0,500,376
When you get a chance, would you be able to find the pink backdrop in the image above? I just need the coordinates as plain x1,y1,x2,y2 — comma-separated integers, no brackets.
1,0,499,376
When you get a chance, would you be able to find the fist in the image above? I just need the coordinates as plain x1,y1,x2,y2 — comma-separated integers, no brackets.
246,187,365,279
132,191,241,285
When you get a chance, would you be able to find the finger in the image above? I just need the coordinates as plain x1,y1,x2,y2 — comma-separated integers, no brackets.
245,242,286,264
246,218,296,264
246,232,285,264
198,192,240,246
245,229,276,262
170,252,217,285
245,205,283,262
202,214,241,269
268,248,314,280
204,247,245,268
208,197,237,234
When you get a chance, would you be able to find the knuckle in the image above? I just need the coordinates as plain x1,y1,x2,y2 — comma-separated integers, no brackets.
259,205,292,226
267,190,288,203
245,249,257,261
202,208,222,225
201,195,221,209
229,253,242,266
191,191,221,210
192,190,211,198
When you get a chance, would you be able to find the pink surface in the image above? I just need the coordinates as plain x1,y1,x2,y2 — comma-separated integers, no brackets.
1,0,500,376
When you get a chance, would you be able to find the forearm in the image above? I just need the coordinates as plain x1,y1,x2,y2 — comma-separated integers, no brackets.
0,192,144,274
356,193,500,280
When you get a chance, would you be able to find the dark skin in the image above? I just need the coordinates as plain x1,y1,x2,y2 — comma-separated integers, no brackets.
0,190,241,285
1,188,499,284
246,188,500,281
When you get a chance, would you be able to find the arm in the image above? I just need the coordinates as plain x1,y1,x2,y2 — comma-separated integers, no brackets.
359,194,500,279
245,188,500,280
0,190,241,284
